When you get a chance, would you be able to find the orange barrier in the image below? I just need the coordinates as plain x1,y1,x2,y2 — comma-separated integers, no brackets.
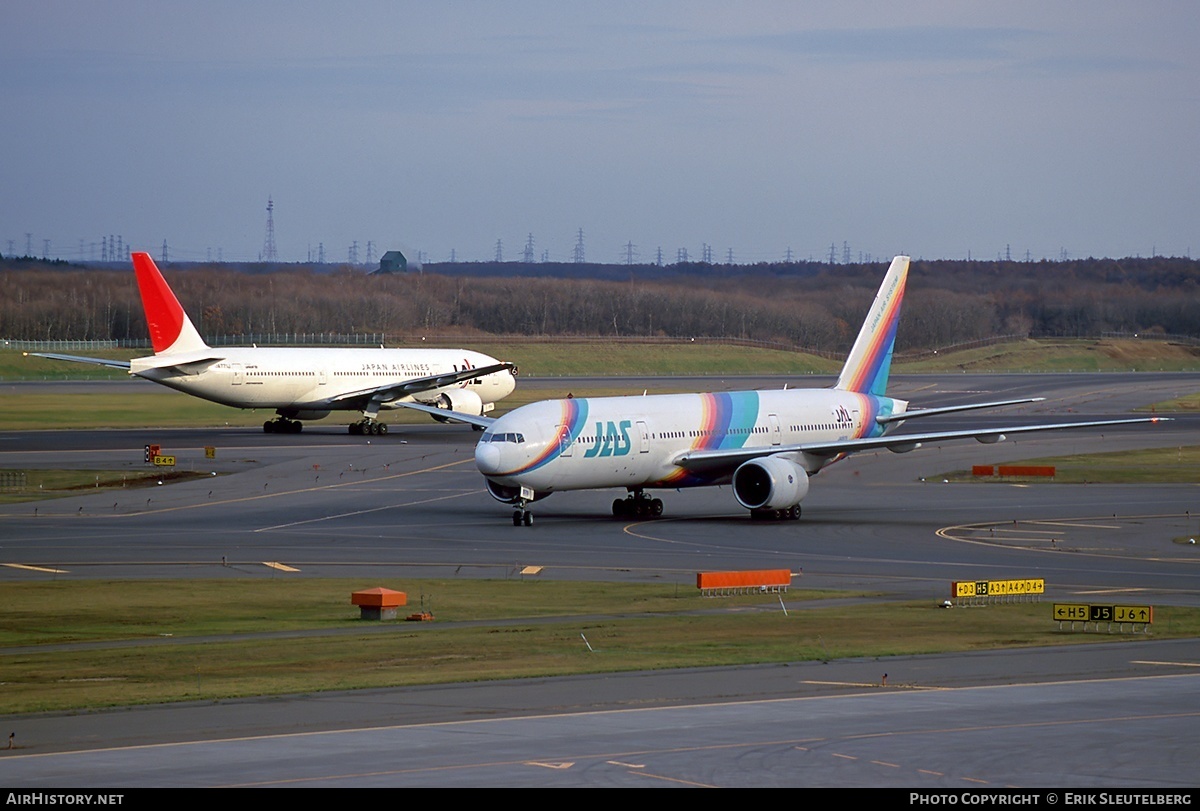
972,465,995,476
998,465,1056,477
696,569,792,596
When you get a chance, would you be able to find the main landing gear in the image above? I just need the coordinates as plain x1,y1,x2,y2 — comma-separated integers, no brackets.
512,508,533,526
349,420,388,436
263,418,302,434
612,491,663,519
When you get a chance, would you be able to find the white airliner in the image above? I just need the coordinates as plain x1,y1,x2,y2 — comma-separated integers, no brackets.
28,252,517,434
408,255,1165,525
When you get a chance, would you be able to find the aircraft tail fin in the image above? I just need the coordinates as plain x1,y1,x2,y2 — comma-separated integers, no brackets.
131,252,209,355
834,255,910,396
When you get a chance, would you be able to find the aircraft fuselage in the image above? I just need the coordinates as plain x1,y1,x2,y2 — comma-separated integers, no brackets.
476,387,909,493
132,346,514,416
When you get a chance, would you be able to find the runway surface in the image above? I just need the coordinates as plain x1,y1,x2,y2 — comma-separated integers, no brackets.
1,373,1198,786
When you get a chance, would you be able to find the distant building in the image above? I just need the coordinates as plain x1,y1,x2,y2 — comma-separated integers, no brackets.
375,250,408,274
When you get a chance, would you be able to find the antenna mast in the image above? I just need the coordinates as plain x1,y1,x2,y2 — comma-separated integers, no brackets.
262,197,278,262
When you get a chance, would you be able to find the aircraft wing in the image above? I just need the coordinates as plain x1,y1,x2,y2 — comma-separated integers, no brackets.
25,351,132,370
326,362,515,409
673,416,1168,474
388,400,497,429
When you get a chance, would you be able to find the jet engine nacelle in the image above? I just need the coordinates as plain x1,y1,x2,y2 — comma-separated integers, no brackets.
484,479,551,505
290,409,331,422
732,455,810,511
431,388,485,421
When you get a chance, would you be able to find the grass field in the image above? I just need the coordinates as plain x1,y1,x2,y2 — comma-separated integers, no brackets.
895,338,1200,373
2,578,1195,714
5,337,1200,382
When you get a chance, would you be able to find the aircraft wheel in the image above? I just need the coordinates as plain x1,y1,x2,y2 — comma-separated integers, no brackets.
612,499,626,518
348,423,361,435
513,511,522,526
651,498,664,517
378,423,388,435
290,421,302,434
263,421,275,433
522,511,534,526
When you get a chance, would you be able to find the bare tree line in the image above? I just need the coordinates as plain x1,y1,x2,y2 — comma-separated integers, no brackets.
2,256,1197,352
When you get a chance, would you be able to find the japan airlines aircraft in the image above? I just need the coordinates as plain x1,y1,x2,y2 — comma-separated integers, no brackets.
28,252,517,434
410,255,1165,525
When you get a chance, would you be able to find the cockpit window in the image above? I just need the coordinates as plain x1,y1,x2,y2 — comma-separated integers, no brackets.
482,432,525,444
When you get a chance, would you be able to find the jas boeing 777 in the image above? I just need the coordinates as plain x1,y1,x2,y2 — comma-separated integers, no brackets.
28,252,517,434
410,255,1164,525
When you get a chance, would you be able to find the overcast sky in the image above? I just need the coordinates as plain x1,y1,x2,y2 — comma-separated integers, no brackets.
3,2,1197,264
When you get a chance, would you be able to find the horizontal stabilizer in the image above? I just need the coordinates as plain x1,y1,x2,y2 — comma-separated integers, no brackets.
25,351,132,370
129,350,225,375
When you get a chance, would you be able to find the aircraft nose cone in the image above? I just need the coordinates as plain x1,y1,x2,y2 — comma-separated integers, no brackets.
475,441,502,475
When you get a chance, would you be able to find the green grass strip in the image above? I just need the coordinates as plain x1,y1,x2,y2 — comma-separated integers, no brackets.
1,579,1196,714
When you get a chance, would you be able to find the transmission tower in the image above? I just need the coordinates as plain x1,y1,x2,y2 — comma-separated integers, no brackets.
623,241,637,265
161,240,168,263
349,241,358,264
262,197,277,262
365,241,375,265
828,243,838,264
494,239,503,262
523,233,535,263
785,247,794,263
655,247,663,266
573,228,586,263
842,241,851,264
